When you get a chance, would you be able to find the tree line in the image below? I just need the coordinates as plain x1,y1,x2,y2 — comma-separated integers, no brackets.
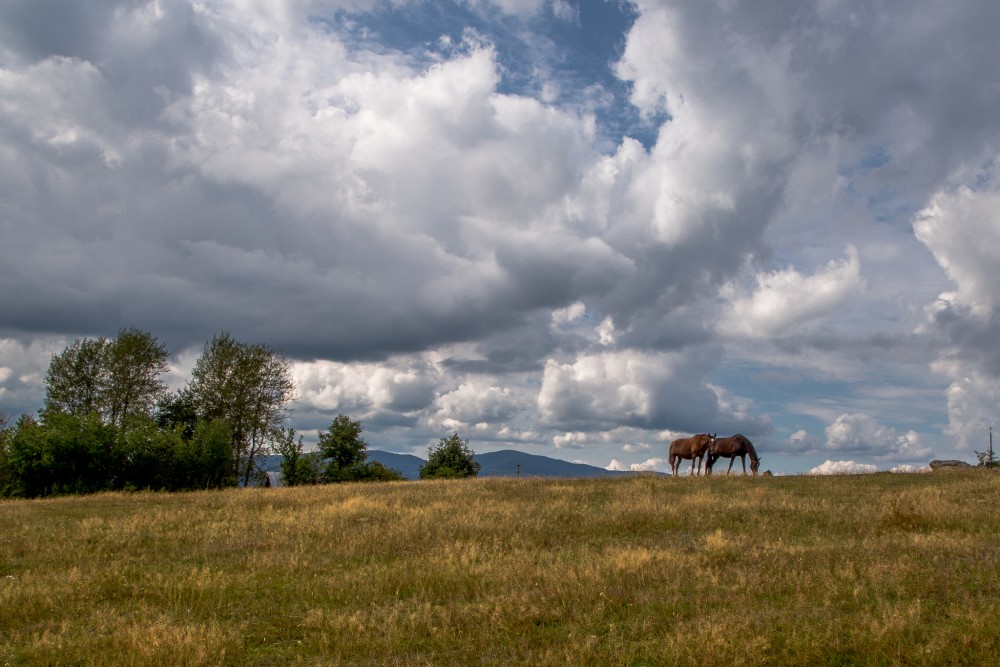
0,328,479,498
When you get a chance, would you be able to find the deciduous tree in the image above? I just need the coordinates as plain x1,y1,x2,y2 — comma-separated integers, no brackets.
314,415,404,482
419,433,480,480
316,414,368,482
43,328,168,429
44,337,109,418
105,327,168,429
187,332,294,485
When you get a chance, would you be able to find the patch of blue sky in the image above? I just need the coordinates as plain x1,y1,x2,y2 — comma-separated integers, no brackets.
311,1,660,151
709,358,949,465
857,144,891,173
837,144,922,225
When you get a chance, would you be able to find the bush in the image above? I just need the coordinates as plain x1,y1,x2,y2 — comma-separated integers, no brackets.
975,449,999,468
355,460,405,482
276,428,322,486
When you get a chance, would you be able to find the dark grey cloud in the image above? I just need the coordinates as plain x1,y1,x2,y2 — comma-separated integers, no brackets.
0,0,222,127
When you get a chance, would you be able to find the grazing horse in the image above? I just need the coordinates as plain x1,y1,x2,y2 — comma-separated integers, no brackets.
706,434,760,476
668,433,715,477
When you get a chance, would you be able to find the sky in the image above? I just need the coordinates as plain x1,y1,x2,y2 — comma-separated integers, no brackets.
1,0,999,475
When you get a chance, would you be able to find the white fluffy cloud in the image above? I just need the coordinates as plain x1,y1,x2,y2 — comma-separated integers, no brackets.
719,247,865,339
809,460,878,475
912,163,1000,451
915,172,1000,316
824,413,932,462
432,381,523,429
937,371,1000,452
537,348,763,433
608,457,665,473
890,464,928,474
292,357,440,419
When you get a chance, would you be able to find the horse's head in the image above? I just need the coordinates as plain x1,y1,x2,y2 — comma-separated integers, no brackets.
751,456,761,476
706,433,717,452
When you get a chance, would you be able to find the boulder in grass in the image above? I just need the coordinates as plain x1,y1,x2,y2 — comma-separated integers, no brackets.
928,459,973,471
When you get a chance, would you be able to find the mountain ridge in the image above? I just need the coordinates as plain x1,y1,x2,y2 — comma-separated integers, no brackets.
367,449,637,480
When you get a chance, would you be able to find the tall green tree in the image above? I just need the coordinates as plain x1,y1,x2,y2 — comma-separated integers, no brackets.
187,332,294,485
43,328,168,429
419,433,480,480
316,414,368,482
44,337,109,417
314,415,404,482
105,327,169,429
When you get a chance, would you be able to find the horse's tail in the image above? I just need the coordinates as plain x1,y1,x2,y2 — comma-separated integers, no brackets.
668,445,676,467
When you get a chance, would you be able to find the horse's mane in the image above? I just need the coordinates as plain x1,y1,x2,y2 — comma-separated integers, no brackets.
738,434,759,461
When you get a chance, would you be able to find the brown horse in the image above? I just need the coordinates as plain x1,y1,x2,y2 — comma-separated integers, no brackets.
668,433,715,476
706,434,760,476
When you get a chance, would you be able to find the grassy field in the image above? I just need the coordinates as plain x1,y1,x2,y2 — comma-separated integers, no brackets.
2,471,1000,666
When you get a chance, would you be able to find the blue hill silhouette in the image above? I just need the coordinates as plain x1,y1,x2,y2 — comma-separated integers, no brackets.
257,449,645,482
367,449,635,480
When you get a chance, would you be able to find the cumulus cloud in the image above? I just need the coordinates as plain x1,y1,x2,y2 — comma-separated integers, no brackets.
719,247,865,339
788,429,820,451
890,464,929,474
432,381,523,429
292,357,440,420
916,163,1000,383
537,348,767,433
913,166,1000,452
0,3,627,362
809,460,878,475
824,413,932,462
915,179,1000,315
553,431,593,450
937,370,1000,452
608,457,664,473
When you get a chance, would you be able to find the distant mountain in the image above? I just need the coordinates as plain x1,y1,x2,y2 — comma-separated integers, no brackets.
367,449,631,480
259,449,637,482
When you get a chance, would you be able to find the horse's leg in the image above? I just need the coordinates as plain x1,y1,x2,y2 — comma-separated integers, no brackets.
726,457,735,476
740,455,747,475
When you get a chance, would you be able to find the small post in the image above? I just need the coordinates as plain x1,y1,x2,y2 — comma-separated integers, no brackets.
516,463,521,478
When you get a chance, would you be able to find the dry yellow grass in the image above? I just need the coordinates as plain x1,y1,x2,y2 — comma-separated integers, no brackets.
2,471,1000,665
